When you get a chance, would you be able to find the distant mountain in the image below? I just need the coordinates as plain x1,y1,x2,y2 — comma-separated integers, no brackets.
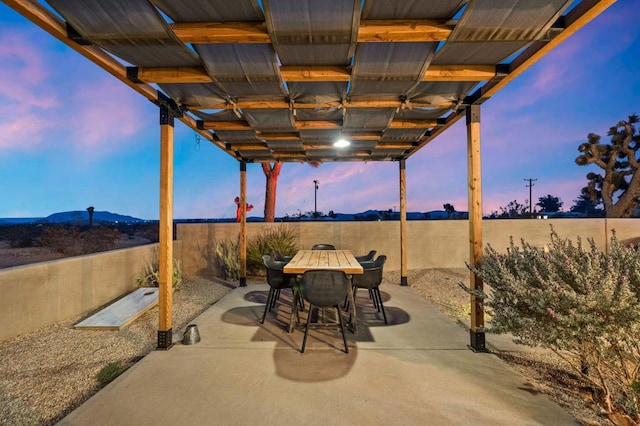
45,210,145,224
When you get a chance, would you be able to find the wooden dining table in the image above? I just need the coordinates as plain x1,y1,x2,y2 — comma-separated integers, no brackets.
284,250,363,332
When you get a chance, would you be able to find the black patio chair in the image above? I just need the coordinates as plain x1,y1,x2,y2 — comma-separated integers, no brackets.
351,255,388,324
311,243,336,250
261,255,300,333
355,250,376,262
299,270,351,353
272,249,292,262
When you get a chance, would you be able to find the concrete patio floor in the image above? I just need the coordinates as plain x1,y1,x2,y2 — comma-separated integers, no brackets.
58,283,579,425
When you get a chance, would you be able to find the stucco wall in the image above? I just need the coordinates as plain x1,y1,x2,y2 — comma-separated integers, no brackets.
2,219,636,343
177,219,638,278
0,242,182,343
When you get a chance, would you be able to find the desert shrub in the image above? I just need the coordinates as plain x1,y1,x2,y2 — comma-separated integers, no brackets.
95,361,128,386
464,227,640,421
80,227,121,253
215,226,298,281
215,236,240,281
246,225,297,274
137,258,182,290
36,225,121,255
1,224,44,248
37,225,78,253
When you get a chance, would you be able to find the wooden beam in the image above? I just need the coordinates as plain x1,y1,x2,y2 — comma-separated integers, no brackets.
188,100,454,110
425,65,496,81
239,162,248,287
135,64,492,84
466,105,486,352
358,19,451,42
280,66,351,82
399,160,408,286
203,119,439,131
170,22,270,44
157,108,174,350
170,20,450,44
229,143,269,150
389,119,438,128
134,67,211,84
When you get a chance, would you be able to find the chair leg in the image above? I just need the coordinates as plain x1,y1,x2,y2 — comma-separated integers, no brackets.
301,304,315,353
375,288,388,324
336,304,349,354
261,287,275,324
271,289,281,309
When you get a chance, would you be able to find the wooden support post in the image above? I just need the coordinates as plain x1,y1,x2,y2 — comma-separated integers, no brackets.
399,160,408,286
157,103,174,350
466,105,486,352
239,162,247,287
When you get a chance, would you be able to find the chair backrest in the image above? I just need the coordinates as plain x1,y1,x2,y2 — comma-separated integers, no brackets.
299,270,350,307
311,244,336,250
272,249,292,262
352,255,386,289
355,250,376,262
262,255,294,289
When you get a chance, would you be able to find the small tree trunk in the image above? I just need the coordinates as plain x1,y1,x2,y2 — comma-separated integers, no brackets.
262,162,282,222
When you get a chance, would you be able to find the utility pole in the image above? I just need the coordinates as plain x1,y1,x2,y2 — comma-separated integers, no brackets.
313,180,319,216
524,178,537,217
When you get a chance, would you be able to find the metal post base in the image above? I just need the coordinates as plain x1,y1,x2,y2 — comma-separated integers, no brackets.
157,329,174,350
400,276,408,286
239,277,247,287
469,330,488,353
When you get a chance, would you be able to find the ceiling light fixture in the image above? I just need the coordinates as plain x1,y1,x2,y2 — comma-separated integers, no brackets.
334,138,350,148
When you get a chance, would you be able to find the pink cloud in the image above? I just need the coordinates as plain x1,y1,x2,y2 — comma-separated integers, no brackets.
0,30,59,150
67,79,146,157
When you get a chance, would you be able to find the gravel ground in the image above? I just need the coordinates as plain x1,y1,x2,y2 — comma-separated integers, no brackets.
0,277,232,425
0,269,612,425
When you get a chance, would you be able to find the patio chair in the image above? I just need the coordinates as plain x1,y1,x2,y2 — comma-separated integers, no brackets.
299,270,351,353
261,255,300,333
351,255,388,324
311,243,336,250
272,249,292,262
355,250,376,262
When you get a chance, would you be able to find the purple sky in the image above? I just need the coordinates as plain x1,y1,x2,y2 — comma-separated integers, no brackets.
1,1,639,220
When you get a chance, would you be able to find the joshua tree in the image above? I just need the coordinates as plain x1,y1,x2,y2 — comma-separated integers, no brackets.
86,206,95,227
261,163,282,222
576,114,640,217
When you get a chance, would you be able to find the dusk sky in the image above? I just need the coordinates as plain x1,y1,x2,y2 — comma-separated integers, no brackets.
1,1,639,220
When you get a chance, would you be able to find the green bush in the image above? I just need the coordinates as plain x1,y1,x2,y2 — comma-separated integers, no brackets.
246,225,297,275
137,258,182,290
464,227,640,421
95,361,128,386
215,236,240,281
215,225,298,281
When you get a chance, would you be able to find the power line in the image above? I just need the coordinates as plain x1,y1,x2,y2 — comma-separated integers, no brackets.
524,178,537,217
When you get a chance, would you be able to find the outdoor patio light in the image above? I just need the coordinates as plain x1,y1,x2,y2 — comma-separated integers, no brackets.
334,138,350,148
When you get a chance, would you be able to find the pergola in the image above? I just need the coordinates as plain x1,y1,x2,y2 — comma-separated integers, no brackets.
4,0,615,351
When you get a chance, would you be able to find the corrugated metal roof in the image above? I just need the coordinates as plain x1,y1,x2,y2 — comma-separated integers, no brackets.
7,0,615,163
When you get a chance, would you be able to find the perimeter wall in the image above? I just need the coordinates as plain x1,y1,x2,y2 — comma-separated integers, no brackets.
176,218,639,279
1,219,637,343
0,242,182,343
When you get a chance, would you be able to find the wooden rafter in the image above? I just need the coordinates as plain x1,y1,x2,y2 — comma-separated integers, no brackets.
201,119,438,131
169,20,451,44
131,64,496,84
187,100,454,111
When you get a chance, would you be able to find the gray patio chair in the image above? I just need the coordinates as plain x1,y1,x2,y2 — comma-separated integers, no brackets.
272,249,292,262
261,255,300,333
299,270,351,353
311,243,336,250
351,255,388,324
355,250,376,262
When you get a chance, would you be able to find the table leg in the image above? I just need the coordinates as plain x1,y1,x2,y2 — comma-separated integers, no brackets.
347,285,358,333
